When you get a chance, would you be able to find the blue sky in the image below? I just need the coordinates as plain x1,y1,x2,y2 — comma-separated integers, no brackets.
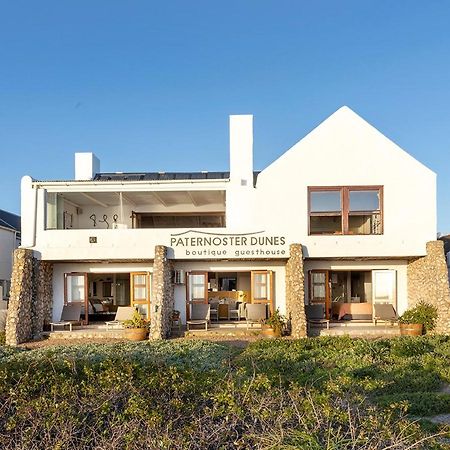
1,1,450,231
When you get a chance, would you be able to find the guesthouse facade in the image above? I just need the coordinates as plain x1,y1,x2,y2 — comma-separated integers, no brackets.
7,106,450,344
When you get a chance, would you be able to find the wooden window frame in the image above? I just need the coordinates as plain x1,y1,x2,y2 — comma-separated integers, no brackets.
308,186,383,236
130,272,151,319
251,270,274,314
185,271,208,320
308,270,331,319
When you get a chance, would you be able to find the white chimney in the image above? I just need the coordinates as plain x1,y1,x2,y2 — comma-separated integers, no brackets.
229,115,253,187
75,152,100,180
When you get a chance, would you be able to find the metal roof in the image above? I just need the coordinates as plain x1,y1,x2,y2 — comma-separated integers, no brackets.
92,171,260,185
93,171,231,181
0,209,21,232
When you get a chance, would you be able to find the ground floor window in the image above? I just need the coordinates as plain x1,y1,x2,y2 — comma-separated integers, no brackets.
185,270,274,321
64,271,151,324
308,269,396,320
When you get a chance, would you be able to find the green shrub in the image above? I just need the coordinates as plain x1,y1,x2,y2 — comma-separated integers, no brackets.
377,392,450,416
0,338,448,449
399,301,438,333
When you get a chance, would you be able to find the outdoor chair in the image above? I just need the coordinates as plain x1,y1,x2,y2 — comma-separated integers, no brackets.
373,303,398,326
105,306,136,330
209,300,219,321
186,304,210,330
305,304,330,330
245,304,267,329
229,301,241,321
50,304,83,332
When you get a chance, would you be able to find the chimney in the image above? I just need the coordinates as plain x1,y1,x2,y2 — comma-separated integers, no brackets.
229,115,253,187
75,152,100,180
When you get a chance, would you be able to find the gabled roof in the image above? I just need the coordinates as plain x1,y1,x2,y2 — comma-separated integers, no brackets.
257,106,435,182
0,209,20,232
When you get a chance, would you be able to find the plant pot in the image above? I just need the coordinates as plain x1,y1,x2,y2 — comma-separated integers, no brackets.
124,328,148,341
399,323,423,336
261,325,281,338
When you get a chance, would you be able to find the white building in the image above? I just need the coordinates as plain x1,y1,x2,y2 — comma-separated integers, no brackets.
19,106,438,329
0,209,21,302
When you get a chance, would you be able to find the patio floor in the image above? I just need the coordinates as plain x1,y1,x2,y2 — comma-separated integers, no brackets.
309,320,400,338
43,320,401,340
44,323,129,340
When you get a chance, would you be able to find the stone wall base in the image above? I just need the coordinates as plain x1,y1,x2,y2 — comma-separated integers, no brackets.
407,241,450,334
5,249,53,346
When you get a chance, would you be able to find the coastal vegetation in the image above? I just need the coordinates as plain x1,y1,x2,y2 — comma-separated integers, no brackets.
0,336,449,449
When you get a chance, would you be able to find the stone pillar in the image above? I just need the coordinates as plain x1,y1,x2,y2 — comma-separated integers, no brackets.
150,245,174,340
407,241,450,334
285,244,307,338
34,261,53,336
5,249,35,346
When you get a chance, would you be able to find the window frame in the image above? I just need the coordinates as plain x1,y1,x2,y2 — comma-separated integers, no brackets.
308,186,383,236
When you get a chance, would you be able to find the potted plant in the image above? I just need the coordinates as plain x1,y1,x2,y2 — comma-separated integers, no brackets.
123,310,150,341
399,301,438,336
262,308,287,337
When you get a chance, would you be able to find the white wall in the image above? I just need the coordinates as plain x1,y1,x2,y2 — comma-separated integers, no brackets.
0,228,17,281
23,107,436,262
254,106,436,258
304,259,409,314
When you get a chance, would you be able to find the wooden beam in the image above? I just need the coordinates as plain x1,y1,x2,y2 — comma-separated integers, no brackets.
151,192,168,207
59,195,81,209
117,192,136,206
81,193,109,208
186,191,200,207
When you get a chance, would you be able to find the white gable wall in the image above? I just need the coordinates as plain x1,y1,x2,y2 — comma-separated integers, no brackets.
253,107,436,258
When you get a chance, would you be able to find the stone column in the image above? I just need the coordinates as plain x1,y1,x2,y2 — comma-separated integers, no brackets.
5,249,35,346
150,245,174,340
34,261,53,337
407,241,450,334
285,244,307,338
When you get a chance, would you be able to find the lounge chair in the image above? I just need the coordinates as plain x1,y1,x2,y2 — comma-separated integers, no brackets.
105,306,136,330
305,304,330,330
373,303,398,326
50,304,83,332
186,304,210,330
245,304,267,329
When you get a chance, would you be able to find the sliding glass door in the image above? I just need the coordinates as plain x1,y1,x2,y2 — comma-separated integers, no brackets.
372,270,396,306
130,272,151,319
186,271,208,320
251,270,274,314
64,272,88,324
309,270,330,319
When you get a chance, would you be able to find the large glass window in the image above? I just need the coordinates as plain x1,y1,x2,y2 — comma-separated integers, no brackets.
309,186,383,235
133,213,225,228
46,192,64,230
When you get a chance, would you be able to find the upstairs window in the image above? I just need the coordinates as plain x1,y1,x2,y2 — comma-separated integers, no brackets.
309,186,383,235
132,212,225,229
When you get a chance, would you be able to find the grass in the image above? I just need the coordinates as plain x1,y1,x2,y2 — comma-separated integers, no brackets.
0,335,449,449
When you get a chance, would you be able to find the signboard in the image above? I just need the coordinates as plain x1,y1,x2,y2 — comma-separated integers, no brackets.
169,230,289,259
